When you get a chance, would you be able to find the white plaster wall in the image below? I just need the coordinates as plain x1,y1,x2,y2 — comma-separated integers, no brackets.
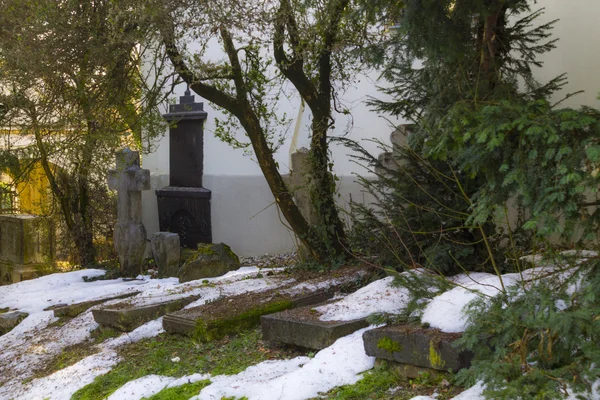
533,0,600,109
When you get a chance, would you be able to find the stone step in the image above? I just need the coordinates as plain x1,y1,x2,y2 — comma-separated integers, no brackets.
45,291,140,318
163,289,335,342
261,305,368,350
0,311,28,335
92,295,199,332
362,324,473,374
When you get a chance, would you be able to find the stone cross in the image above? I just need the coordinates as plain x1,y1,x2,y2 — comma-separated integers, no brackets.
108,148,150,277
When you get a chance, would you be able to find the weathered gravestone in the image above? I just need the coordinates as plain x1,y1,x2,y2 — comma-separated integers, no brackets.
178,242,240,283
151,232,180,278
108,148,150,277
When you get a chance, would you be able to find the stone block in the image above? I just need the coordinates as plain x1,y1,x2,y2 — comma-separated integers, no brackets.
0,311,28,335
261,305,369,349
45,291,140,318
363,324,473,372
151,232,180,278
92,295,199,332
178,243,240,283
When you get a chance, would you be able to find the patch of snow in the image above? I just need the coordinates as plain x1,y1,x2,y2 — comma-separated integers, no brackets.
451,381,485,400
166,373,211,388
4,317,170,399
15,351,119,400
193,327,376,400
421,274,520,333
315,277,409,322
102,318,165,350
0,269,147,314
107,375,176,400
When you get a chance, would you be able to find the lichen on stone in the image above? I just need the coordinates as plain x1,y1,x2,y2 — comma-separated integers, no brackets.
428,340,445,369
377,336,403,353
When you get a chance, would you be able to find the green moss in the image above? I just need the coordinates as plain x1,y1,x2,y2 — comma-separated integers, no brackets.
377,337,403,353
428,341,445,369
193,299,294,342
195,244,217,257
142,380,211,400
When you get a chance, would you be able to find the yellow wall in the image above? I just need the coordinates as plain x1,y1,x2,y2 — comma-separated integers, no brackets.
7,161,54,215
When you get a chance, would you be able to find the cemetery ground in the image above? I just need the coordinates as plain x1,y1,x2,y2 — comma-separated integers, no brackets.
0,254,597,400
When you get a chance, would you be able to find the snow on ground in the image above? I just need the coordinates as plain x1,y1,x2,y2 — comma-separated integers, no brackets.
421,273,520,332
0,266,287,399
2,317,165,400
2,264,587,400
107,375,176,400
108,326,376,400
315,276,409,321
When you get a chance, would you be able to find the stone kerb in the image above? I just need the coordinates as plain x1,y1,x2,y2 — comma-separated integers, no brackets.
363,324,473,375
261,305,369,350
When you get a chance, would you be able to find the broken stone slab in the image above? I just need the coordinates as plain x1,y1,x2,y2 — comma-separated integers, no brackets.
92,295,199,332
0,311,28,335
363,324,473,373
178,243,240,283
261,304,369,350
151,232,180,278
44,291,140,318
163,288,335,342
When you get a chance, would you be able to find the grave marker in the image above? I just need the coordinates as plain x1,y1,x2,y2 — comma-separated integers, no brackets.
108,148,150,277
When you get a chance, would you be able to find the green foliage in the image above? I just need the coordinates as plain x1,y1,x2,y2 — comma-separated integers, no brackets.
362,1,600,397
434,100,600,246
347,138,506,275
142,380,211,400
0,0,169,266
457,259,600,399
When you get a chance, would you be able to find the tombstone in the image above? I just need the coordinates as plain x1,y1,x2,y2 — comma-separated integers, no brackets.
150,232,180,278
288,148,318,225
108,148,150,277
156,87,212,248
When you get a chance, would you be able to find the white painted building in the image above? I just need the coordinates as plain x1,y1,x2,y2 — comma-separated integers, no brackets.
141,0,600,257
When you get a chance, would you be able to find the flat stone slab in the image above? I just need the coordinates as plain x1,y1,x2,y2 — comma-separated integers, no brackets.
363,324,473,373
45,291,140,318
0,311,28,335
92,295,199,332
163,288,335,342
261,305,368,349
